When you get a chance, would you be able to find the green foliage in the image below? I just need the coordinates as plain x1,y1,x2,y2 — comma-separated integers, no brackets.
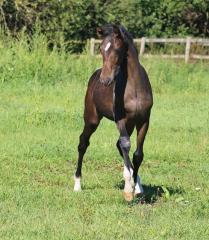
0,0,208,52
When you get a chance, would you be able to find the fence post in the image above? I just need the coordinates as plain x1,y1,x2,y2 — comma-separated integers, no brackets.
185,37,191,63
140,37,146,56
90,38,95,56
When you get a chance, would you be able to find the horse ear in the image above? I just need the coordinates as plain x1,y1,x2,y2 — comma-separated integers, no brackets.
113,25,123,39
97,27,103,38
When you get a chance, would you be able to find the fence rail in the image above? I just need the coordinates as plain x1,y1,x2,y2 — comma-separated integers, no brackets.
90,37,209,63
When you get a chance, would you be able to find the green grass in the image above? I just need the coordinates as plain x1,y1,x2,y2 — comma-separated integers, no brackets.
0,35,209,239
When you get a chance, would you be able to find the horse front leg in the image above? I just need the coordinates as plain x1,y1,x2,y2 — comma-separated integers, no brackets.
133,120,149,196
116,120,135,201
74,109,101,191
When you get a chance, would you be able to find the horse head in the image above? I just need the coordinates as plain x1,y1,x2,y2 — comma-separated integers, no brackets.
97,24,129,86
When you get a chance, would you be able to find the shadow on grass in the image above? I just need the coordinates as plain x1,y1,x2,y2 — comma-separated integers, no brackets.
115,180,184,204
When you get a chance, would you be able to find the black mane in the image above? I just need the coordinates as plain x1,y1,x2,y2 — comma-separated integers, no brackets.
101,24,133,44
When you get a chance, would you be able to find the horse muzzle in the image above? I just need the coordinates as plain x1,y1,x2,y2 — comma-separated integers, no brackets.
100,76,114,86
100,66,120,86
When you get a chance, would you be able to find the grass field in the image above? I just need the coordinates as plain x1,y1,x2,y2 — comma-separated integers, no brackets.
0,36,209,239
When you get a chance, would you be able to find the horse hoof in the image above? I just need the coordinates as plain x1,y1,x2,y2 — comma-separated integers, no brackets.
123,192,133,202
74,176,81,192
74,186,81,192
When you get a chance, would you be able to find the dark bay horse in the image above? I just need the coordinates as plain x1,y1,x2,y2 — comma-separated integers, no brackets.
74,24,153,201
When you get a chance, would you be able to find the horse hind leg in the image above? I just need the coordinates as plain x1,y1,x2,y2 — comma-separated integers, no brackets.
133,120,149,196
74,115,101,191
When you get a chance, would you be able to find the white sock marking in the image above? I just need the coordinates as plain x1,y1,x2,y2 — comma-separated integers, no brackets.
74,176,81,191
123,166,134,193
135,175,144,195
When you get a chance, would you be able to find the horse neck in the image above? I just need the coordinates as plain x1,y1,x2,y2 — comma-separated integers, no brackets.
126,44,141,86
117,43,144,95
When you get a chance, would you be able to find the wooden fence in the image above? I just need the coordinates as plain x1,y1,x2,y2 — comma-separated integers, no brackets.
90,37,209,63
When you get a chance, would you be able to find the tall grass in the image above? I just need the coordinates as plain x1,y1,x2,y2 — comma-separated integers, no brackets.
0,33,209,94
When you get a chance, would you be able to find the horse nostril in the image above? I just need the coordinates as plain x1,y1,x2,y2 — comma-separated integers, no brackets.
100,66,117,86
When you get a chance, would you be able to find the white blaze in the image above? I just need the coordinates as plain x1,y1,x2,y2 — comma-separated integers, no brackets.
104,42,111,51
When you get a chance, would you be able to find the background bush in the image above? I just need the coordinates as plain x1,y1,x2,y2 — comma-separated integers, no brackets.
0,0,208,52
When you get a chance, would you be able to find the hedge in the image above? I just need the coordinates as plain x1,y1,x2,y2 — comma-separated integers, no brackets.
0,0,208,52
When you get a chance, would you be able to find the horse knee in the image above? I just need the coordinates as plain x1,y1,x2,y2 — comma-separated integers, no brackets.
77,123,98,154
116,140,123,156
78,134,89,154
119,136,131,153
